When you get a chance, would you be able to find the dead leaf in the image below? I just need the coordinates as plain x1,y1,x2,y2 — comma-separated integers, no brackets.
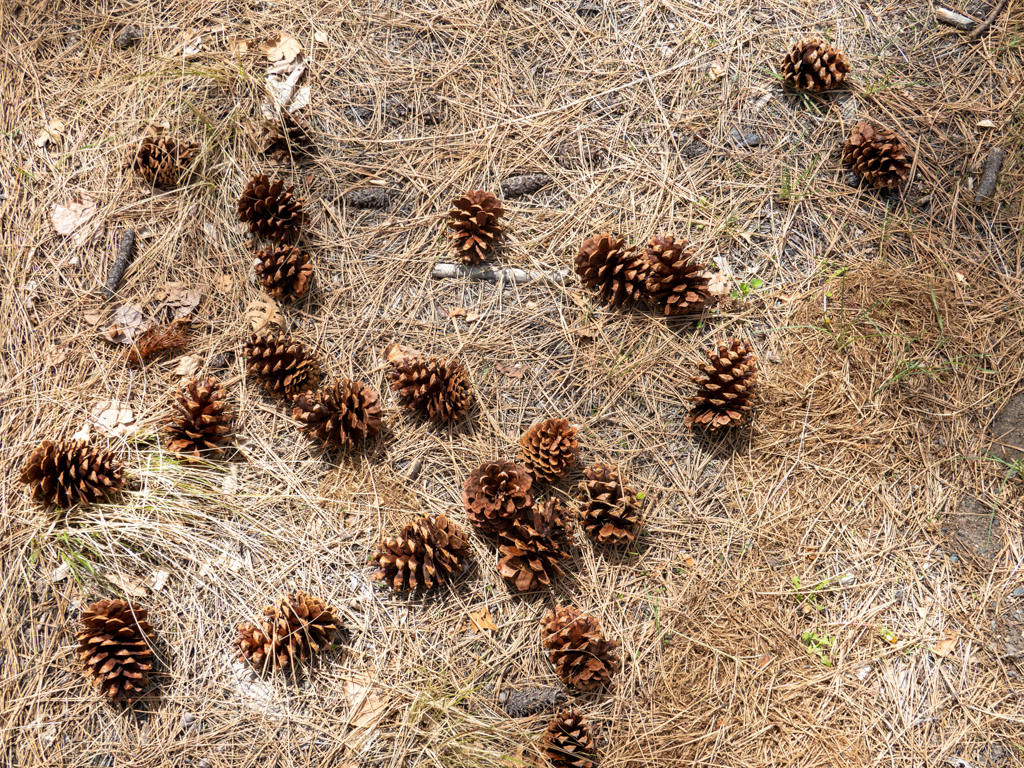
213,273,233,294
384,341,421,367
106,572,149,598
758,654,773,669
708,61,726,81
343,676,387,729
104,303,152,344
90,400,137,438
146,120,170,137
181,28,203,57
51,194,104,248
707,271,733,297
469,606,498,634
245,295,284,333
152,282,201,320
198,553,243,580
525,301,538,310
262,32,302,63
448,307,467,318
265,57,309,113
495,362,527,379
228,34,252,53
313,30,328,44
465,310,481,322
22,279,38,311
147,569,170,593
932,636,957,657
976,119,996,129
172,354,203,378
35,118,65,148
576,327,598,342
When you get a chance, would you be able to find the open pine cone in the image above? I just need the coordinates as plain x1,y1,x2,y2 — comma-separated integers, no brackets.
163,376,232,460
517,418,580,483
463,460,534,536
292,378,382,450
842,121,911,190
781,38,850,92
253,244,313,302
372,513,471,591
245,334,320,399
234,591,340,673
385,342,473,424
684,338,758,432
260,112,312,162
540,605,620,691
643,235,710,316
578,463,642,545
448,190,505,265
131,135,198,188
497,499,574,592
19,439,123,510
539,709,597,768
575,233,647,306
237,173,307,242
77,599,155,702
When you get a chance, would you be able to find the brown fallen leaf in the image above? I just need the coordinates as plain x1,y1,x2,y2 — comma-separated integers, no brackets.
495,362,526,379
448,307,481,322
213,273,233,293
343,676,387,729
469,606,498,634
706,271,733,297
172,354,203,378
103,303,152,344
932,636,957,657
448,307,467,318
245,295,284,333
384,341,421,367
228,34,253,53
106,572,149,599
90,400,137,437
152,282,201,320
35,118,65,148
576,326,598,342
146,569,170,593
51,194,104,248
262,32,302,63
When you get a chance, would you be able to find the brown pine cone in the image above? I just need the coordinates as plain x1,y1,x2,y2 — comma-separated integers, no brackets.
448,190,505,265
372,513,471,591
163,376,232,460
497,500,574,592
517,418,580,483
781,39,850,92
237,173,307,242
77,599,156,701
244,334,320,399
575,233,647,306
253,244,313,302
292,379,382,450
19,439,124,510
234,591,340,673
385,342,473,424
842,121,911,190
260,112,312,162
540,605,620,691
463,460,534,536
578,463,642,545
643,235,710,316
539,709,597,768
684,338,758,432
131,135,198,188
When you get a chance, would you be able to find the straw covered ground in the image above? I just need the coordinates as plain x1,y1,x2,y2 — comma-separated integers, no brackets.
2,0,1023,766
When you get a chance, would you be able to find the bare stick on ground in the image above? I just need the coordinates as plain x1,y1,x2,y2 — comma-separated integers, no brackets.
969,0,1010,39
431,262,568,284
974,147,1006,203
101,229,136,298
936,7,975,30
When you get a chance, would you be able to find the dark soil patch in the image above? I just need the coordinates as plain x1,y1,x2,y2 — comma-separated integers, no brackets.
991,392,1024,466
948,494,1003,565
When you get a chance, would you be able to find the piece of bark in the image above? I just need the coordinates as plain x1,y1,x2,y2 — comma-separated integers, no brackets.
431,263,567,285
101,229,136,299
114,25,143,48
974,147,1006,204
342,187,392,208
499,174,552,199
969,0,1010,40
936,7,975,30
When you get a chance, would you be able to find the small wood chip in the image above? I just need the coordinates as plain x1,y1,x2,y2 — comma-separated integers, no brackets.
342,187,393,209
499,173,553,198
974,147,1005,204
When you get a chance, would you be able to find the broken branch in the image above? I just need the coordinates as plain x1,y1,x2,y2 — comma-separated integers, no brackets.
974,146,1005,204
969,0,1010,40
431,263,568,284
101,229,136,299
936,7,975,31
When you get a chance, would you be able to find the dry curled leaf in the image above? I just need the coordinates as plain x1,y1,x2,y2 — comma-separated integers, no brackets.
106,572,149,599
709,61,727,81
213,273,233,294
262,32,302,63
265,57,309,113
147,569,170,593
103,303,152,344
172,354,203,378
343,676,387,729
152,282,201,320
35,119,65,148
90,400,137,438
495,362,527,379
448,307,481,322
469,606,498,634
576,327,598,342
932,636,957,657
384,341,421,367
313,30,329,44
51,194,104,248
245,295,284,333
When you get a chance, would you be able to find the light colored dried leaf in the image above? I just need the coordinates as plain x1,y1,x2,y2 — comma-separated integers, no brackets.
976,119,996,129
153,282,202,320
51,194,103,248
106,572,149,598
265,58,309,112
313,30,328,44
104,303,152,344
576,326,598,342
35,119,65,148
147,569,170,593
91,400,137,438
22,279,38,310
228,34,252,53
469,606,498,634
199,553,243,579
172,354,203,378
384,341,421,366
245,295,284,333
932,636,957,657
213,273,233,294
262,32,302,63
343,677,387,729
448,307,468,318
465,310,481,323
708,61,726,81
495,362,526,379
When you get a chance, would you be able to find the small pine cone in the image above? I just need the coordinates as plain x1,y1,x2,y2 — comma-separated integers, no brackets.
497,500,574,592
540,605,620,691
163,376,232,460
498,685,567,718
517,418,580,483
77,599,155,702
448,190,505,265
19,439,124,510
842,121,911,190
386,343,473,424
684,338,758,432
539,709,597,768
575,233,648,306
244,334,320,400
643,235,710,316
781,38,850,92
253,244,313,302
260,112,311,162
237,173,307,242
292,379,382,450
578,463,642,545
372,513,471,591
234,591,340,673
463,460,534,536
131,135,198,188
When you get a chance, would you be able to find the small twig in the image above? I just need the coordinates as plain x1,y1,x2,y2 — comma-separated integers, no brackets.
101,229,136,299
431,262,568,284
974,146,1005,204
969,0,1010,40
936,7,975,31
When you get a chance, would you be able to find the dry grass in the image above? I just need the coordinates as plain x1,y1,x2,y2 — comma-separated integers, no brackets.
2,0,1024,766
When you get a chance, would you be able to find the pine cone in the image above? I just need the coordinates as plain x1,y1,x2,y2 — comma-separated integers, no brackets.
234,591,340,672
497,500,574,592
578,464,642,545
245,334,320,399
131,135,198,188
237,173,307,242
842,121,911,190
539,709,597,768
517,418,580,483
292,379,382,450
684,338,758,432
643,235,710,316
498,686,567,718
385,343,473,424
463,460,534,536
77,599,155,702
781,39,850,92
372,513,471,591
19,439,124,510
448,190,505,265
253,244,313,302
540,605,620,691
260,112,311,162
163,376,232,460
575,233,647,306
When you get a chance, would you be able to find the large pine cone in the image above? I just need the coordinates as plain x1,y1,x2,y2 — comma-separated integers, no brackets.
131,135,198,188
19,439,123,510
386,343,473,424
234,591,340,672
292,379,382,450
575,233,647,307
448,190,505,265
540,605,620,691
253,244,313,302
842,121,911,190
643,235,710,316
372,513,471,591
163,376,232,460
238,173,307,242
497,500,574,592
260,112,311,162
463,460,534,536
684,338,758,432
77,599,155,702
517,418,580,483
245,334,320,399
539,709,597,768
781,39,850,92
578,463,642,545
